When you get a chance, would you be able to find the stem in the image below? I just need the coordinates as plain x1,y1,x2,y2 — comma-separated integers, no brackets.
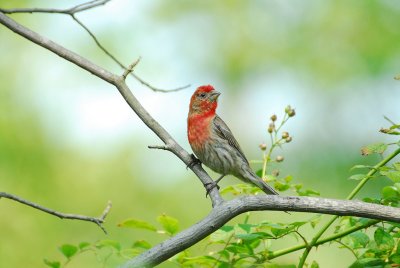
334,240,358,259
297,147,400,267
262,113,289,178
269,219,379,259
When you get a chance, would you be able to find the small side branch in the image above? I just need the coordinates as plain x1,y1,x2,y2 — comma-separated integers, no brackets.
148,144,172,151
122,57,141,80
0,192,111,234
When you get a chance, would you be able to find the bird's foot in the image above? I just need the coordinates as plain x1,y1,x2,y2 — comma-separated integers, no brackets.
186,154,201,169
204,181,220,197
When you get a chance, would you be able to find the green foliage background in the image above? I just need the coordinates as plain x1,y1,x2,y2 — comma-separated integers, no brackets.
0,0,399,267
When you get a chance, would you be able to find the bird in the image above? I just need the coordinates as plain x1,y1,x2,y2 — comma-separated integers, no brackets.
187,85,278,195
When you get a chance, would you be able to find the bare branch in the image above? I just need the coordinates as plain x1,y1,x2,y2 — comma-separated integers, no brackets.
123,195,400,268
0,192,111,234
0,0,110,14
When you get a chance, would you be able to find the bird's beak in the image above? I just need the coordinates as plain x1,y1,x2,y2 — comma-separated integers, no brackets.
209,90,221,101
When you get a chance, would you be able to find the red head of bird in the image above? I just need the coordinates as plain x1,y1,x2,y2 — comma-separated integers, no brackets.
188,85,221,117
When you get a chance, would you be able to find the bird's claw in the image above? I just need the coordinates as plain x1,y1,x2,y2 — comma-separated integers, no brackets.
204,182,220,197
186,154,201,169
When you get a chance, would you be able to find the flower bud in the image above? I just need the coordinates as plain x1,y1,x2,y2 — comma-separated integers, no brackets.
272,169,280,176
285,105,292,114
282,131,289,139
288,109,296,117
259,143,267,151
285,136,292,143
268,123,275,134
270,114,277,122
276,155,284,162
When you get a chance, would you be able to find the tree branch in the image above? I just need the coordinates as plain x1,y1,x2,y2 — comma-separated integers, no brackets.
123,195,400,268
0,11,224,207
0,192,111,233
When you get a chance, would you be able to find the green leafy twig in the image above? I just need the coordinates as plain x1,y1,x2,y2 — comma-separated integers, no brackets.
297,147,400,267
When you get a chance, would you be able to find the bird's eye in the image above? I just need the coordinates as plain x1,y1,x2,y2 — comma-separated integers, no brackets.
198,93,207,98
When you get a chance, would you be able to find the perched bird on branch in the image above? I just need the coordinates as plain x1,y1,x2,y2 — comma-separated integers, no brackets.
187,85,278,195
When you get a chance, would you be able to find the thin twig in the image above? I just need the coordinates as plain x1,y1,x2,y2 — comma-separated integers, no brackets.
148,145,171,151
384,115,400,129
1,1,190,92
0,0,110,14
72,13,191,92
122,57,141,80
0,192,111,234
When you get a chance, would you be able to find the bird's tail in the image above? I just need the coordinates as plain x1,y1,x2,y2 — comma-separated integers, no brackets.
244,169,279,195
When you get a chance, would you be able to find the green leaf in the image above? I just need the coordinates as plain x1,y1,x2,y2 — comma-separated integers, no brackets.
209,229,233,243
265,174,277,182
390,253,400,263
59,244,78,259
78,242,90,250
220,185,238,195
289,221,307,228
157,214,179,235
349,258,385,268
393,162,400,171
235,233,263,241
238,223,253,233
382,171,400,182
350,164,373,170
95,240,121,251
293,183,303,190
349,174,366,181
284,175,293,183
382,186,400,199
220,225,234,232
310,260,319,268
181,256,218,266
274,181,290,191
117,218,157,232
344,231,370,248
374,227,395,251
310,215,321,228
119,248,141,258
297,189,320,196
132,240,151,249
361,142,387,155
43,259,60,268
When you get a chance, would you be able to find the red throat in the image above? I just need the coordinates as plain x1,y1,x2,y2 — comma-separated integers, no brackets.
187,111,215,149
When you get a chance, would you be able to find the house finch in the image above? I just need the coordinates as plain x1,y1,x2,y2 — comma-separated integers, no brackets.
187,85,278,195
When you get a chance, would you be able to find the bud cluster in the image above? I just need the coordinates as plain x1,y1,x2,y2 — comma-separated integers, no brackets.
285,105,296,117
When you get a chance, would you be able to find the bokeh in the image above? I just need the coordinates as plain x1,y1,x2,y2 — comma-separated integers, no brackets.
1,0,399,267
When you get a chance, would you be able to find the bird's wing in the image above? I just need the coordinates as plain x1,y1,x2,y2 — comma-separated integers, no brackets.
213,115,249,164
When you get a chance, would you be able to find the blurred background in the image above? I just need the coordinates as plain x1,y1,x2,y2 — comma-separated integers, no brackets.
1,0,400,267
